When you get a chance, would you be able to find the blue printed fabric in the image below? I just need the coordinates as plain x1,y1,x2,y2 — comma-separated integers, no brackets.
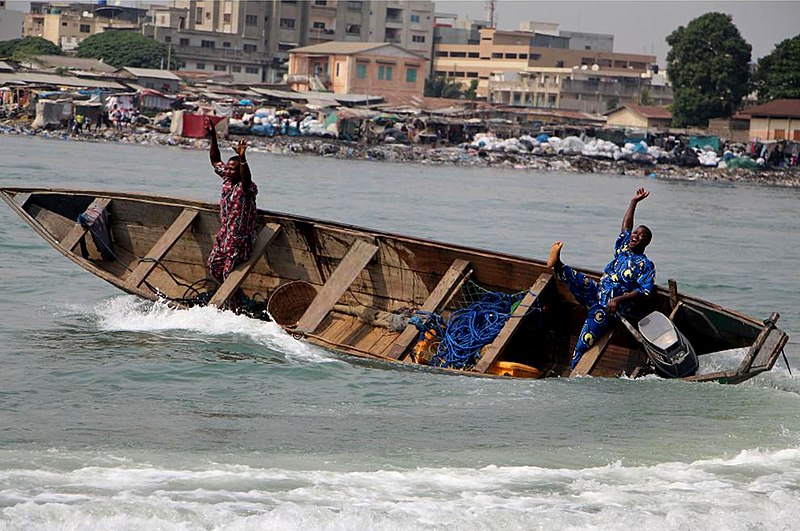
598,230,655,314
557,230,655,369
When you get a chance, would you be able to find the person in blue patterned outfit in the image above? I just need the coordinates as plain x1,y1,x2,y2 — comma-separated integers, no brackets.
548,188,655,369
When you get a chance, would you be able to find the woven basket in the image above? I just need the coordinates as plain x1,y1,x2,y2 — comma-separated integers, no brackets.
267,281,318,327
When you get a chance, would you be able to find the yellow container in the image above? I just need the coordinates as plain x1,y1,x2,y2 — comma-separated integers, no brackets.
487,361,544,379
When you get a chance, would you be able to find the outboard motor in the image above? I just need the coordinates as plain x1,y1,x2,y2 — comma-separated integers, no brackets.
636,311,699,378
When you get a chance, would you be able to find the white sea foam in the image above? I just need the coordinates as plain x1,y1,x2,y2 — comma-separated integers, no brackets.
2,447,800,530
75,295,334,364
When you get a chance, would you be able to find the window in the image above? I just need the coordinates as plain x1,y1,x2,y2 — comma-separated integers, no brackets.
555,60,564,67
245,66,259,74
206,11,210,19
775,129,785,140
201,40,215,48
315,0,328,5
180,37,189,46
246,14,258,26
164,36,171,43
449,51,466,58
519,53,528,59
378,64,393,80
406,68,417,83
356,63,367,79
346,24,360,34
244,44,257,52
196,62,206,70
196,7,202,20
492,53,502,59
79,24,90,33
412,35,425,43
313,21,325,29
504,53,517,59
222,41,231,48
231,65,241,72
468,52,479,58
223,13,231,23
214,64,226,71
280,18,295,28
62,22,67,26
347,1,363,11
335,63,340,77
177,61,186,68
466,72,478,78
410,14,420,23
435,51,448,57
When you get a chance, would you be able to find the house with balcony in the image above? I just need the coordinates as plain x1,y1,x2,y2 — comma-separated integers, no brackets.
288,41,427,97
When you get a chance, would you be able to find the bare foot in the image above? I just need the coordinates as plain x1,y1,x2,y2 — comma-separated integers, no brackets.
547,241,563,269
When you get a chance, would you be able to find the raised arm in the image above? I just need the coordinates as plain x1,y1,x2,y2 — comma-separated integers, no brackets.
234,138,253,193
622,188,650,231
204,117,222,167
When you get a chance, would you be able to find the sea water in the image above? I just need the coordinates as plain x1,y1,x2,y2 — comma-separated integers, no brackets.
1,135,799,530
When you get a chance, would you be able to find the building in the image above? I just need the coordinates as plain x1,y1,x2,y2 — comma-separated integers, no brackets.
433,27,658,103
24,54,116,73
0,1,25,41
143,1,434,84
604,104,672,130
118,67,181,93
23,2,147,51
739,99,800,141
288,41,426,97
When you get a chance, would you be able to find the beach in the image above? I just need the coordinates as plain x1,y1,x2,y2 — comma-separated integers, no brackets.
3,121,800,188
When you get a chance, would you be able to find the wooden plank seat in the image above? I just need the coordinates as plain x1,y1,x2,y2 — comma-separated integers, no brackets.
474,273,553,373
125,208,200,290
60,197,112,253
294,238,379,334
387,258,472,361
209,222,282,308
569,328,616,377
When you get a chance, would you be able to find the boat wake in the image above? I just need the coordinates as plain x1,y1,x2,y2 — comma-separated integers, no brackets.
67,295,336,364
1,446,799,530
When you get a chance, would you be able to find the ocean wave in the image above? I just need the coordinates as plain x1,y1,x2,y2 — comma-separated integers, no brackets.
1,447,799,530
55,295,336,365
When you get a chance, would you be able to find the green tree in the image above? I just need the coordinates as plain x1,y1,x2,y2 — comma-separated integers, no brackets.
74,31,169,69
666,12,751,127
424,76,463,99
638,87,653,106
0,37,62,59
753,34,800,102
606,96,620,111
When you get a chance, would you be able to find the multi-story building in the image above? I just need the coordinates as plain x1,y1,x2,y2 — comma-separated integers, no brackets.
22,2,146,51
143,0,434,84
433,26,666,113
288,41,427,97
0,1,25,42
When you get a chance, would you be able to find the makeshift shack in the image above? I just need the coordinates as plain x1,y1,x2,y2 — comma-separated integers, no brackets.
31,99,71,129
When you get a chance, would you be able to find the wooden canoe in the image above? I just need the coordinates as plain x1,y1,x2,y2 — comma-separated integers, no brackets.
1,187,789,384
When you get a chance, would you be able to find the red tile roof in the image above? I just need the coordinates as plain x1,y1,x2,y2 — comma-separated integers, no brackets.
622,105,672,119
739,99,800,118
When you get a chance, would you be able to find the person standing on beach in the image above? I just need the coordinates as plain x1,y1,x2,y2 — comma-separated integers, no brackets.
204,117,259,289
547,188,655,369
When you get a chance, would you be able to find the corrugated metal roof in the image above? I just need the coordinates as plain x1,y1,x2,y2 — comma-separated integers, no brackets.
0,61,15,72
0,72,125,89
740,99,800,118
122,67,181,81
30,55,116,73
605,105,671,119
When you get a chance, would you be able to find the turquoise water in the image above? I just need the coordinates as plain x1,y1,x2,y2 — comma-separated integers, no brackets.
1,135,799,530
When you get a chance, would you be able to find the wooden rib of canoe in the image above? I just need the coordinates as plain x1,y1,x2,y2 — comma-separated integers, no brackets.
1,187,789,384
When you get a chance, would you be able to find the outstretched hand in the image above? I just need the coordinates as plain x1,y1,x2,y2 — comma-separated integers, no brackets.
235,138,248,160
632,188,650,203
203,117,216,138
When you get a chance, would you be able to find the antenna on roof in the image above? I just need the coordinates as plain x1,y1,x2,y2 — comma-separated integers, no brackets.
485,0,496,28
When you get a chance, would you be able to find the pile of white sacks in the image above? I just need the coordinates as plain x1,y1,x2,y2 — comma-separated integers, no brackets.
468,133,722,166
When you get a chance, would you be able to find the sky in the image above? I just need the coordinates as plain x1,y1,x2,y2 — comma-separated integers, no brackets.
4,0,799,67
436,0,800,66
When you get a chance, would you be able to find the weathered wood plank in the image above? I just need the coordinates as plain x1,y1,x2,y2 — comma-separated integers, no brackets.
124,208,199,289
474,273,553,373
668,279,679,310
209,223,282,307
294,239,379,334
387,258,471,361
14,192,31,208
569,329,616,377
60,197,111,253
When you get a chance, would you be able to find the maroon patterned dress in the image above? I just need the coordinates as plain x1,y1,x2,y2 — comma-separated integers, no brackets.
207,162,258,283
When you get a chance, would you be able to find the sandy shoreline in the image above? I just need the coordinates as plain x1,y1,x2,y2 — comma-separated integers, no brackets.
3,123,799,188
